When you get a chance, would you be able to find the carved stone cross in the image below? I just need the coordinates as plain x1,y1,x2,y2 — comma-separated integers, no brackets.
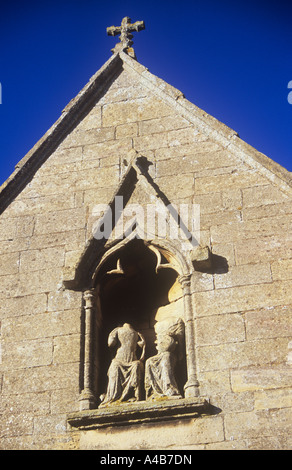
107,16,145,56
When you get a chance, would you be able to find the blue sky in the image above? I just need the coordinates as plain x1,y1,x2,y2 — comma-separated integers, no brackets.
0,0,291,186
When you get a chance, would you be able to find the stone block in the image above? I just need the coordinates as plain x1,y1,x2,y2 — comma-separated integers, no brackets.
60,126,115,148
193,192,222,214
211,215,290,244
195,313,245,346
138,115,190,136
3,193,76,217
51,388,80,414
102,97,173,127
34,208,86,235
0,252,19,275
214,263,272,289
79,415,224,449
245,306,292,340
211,391,254,414
1,339,53,370
193,280,291,316
0,218,17,241
41,146,83,168
222,188,243,211
1,309,81,341
197,338,289,372
201,209,241,230
191,245,212,270
0,293,47,319
3,268,63,298
271,258,292,281
0,391,51,416
224,408,292,441
19,247,65,272
53,334,80,364
0,411,34,438
242,184,289,208
133,132,168,152
29,229,85,251
2,363,79,395
167,127,204,147
73,104,102,131
99,84,147,106
197,369,232,395
155,141,220,160
155,174,194,200
254,388,292,410
195,170,267,194
230,366,292,392
234,233,292,265
83,138,132,161
33,414,67,435
210,243,236,267
116,122,138,139
0,237,30,255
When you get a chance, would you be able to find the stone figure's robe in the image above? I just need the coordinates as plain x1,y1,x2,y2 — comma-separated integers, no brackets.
100,323,145,406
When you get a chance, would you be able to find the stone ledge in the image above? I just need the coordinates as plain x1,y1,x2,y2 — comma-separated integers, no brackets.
67,397,211,430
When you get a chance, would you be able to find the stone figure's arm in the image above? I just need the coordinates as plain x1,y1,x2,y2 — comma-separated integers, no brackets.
108,327,119,348
137,332,146,361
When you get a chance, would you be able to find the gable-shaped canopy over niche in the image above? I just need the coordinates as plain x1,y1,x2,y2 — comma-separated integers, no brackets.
64,151,213,427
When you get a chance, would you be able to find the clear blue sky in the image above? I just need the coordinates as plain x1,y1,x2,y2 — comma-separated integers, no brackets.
0,0,291,186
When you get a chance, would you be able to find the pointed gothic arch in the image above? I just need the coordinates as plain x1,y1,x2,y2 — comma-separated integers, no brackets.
76,234,200,410
62,149,205,410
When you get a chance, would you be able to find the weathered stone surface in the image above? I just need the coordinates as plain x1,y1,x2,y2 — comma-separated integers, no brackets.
271,258,292,281
242,184,289,208
214,263,272,289
195,170,267,194
254,388,292,410
211,215,290,244
2,363,79,395
234,233,292,264
195,313,245,346
0,252,19,275
230,366,292,392
1,339,53,370
193,281,291,316
79,413,224,449
102,97,173,127
245,306,292,340
224,408,292,441
197,338,289,372
1,309,81,341
0,293,47,318
0,48,291,451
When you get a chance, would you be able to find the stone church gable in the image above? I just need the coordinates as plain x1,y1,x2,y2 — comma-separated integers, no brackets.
0,24,291,449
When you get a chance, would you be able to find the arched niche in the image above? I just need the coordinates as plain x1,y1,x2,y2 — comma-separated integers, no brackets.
79,237,200,410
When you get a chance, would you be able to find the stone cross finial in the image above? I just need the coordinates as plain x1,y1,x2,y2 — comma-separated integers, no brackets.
107,16,145,57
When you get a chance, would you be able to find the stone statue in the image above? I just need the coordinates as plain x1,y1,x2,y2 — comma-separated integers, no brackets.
145,318,184,400
99,323,145,407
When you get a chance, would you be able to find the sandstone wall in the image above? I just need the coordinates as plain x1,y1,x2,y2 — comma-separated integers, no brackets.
0,63,291,449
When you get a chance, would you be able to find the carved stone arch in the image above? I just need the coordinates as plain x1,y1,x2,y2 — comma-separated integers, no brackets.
62,149,208,409
78,234,200,410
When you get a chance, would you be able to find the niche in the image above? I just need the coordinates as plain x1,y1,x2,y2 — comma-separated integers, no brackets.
95,239,187,403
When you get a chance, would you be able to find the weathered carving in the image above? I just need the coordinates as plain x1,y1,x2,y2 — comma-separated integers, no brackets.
107,17,145,56
99,323,145,407
145,318,184,400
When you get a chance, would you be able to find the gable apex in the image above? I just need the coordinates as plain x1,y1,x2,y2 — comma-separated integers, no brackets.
0,50,291,215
